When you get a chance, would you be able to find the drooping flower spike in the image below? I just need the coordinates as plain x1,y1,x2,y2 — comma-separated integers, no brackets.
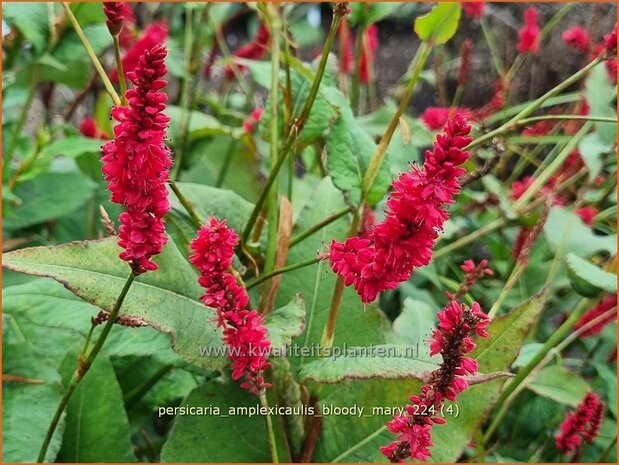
380,301,490,462
517,7,541,54
189,218,272,395
101,44,172,274
327,114,472,303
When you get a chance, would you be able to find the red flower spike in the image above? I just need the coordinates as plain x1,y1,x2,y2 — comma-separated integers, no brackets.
101,44,172,274
224,24,270,80
359,24,379,84
338,18,354,75
381,301,490,462
189,218,272,395
327,114,472,303
556,392,605,455
517,7,541,54
463,2,486,19
562,26,590,52
103,2,132,36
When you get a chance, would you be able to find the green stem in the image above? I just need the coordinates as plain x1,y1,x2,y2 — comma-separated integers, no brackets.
360,41,432,201
112,34,127,102
62,2,121,106
169,179,202,229
289,207,351,248
480,17,505,77
518,115,617,125
246,257,320,290
124,364,173,409
241,4,346,246
171,5,194,181
512,122,592,210
3,76,38,181
262,3,282,290
598,437,617,462
37,272,136,463
468,56,603,151
260,392,280,463
215,140,237,188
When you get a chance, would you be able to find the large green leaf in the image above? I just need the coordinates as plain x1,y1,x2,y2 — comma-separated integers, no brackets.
543,206,616,258
167,182,254,233
566,253,617,296
324,87,391,206
2,2,49,53
2,340,65,463
3,238,228,370
3,172,97,232
58,355,136,462
160,382,271,462
265,294,306,351
527,365,590,407
414,3,461,45
299,344,438,384
40,137,103,159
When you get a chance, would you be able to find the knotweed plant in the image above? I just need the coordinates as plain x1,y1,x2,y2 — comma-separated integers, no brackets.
2,2,617,464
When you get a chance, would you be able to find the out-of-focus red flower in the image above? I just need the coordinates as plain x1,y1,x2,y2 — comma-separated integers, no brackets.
603,24,617,56
575,206,598,226
103,2,132,36
474,78,507,120
574,294,617,337
462,2,486,19
224,24,270,80
242,108,264,134
421,107,471,131
359,24,379,84
556,392,605,454
517,7,541,54
338,18,354,75
562,26,590,52
458,39,473,87
79,117,109,140
111,22,168,82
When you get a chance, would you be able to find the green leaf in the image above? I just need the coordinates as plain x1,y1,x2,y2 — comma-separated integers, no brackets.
299,344,438,384
543,206,616,258
527,365,590,407
2,341,65,463
265,295,306,351
2,238,228,371
414,3,461,45
578,132,612,182
585,64,617,145
2,2,49,53
429,291,549,462
167,181,255,233
58,355,136,462
276,177,392,368
566,253,617,297
324,88,391,206
40,136,103,158
160,382,271,462
390,297,436,347
165,106,231,143
3,172,97,231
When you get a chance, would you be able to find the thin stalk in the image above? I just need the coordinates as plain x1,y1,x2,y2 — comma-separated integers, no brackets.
468,56,603,150
260,392,280,463
259,3,283,308
480,17,505,77
3,76,38,181
241,4,346,246
112,34,127,102
433,218,506,260
289,207,352,248
513,122,592,210
169,180,202,229
124,364,173,409
62,3,121,106
171,5,194,181
518,115,617,125
598,437,617,462
37,272,136,462
350,22,366,111
246,257,320,290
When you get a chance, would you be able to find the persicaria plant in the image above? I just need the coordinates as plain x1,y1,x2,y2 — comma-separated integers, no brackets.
2,2,617,464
